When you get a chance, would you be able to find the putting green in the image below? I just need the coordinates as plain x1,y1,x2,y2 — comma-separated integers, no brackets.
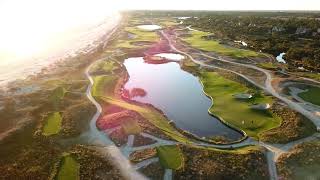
156,145,184,170
200,72,281,138
57,153,80,180
42,112,62,136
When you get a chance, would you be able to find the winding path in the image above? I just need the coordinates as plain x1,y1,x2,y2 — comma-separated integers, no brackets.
159,28,320,180
83,23,320,180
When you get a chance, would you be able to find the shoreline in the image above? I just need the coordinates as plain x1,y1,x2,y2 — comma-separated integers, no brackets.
117,59,247,145
0,13,121,89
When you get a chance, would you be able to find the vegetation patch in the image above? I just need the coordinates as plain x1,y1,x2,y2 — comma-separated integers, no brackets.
156,145,184,170
277,141,320,180
175,145,269,180
122,119,141,135
116,26,159,49
182,30,259,58
42,112,62,136
92,75,118,97
102,97,190,143
258,62,279,70
57,153,80,180
90,60,119,75
298,87,320,106
139,162,164,180
49,86,67,108
260,102,316,143
200,72,281,138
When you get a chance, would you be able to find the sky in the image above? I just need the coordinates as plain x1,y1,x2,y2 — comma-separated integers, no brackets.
0,0,319,61
117,0,320,10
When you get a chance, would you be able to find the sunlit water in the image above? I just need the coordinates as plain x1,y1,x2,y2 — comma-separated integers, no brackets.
0,13,121,86
276,52,286,63
154,53,185,61
124,57,243,140
137,25,162,31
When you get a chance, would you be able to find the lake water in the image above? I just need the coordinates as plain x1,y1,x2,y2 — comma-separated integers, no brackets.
137,25,162,31
154,53,185,61
124,57,243,140
276,52,286,63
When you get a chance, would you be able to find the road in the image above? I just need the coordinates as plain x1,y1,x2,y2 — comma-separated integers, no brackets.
160,29,320,180
84,24,320,180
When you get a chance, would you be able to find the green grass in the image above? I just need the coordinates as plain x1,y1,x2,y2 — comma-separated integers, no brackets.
258,62,279,70
116,26,159,49
298,87,320,106
90,60,119,74
159,20,179,27
182,30,259,58
57,153,80,180
156,145,184,170
200,72,281,138
42,112,62,136
91,75,118,97
294,72,320,81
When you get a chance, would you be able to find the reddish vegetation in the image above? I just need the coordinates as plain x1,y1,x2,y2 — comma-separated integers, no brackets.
97,110,139,130
130,88,147,98
102,104,125,116
143,55,170,64
144,39,171,55
122,88,147,99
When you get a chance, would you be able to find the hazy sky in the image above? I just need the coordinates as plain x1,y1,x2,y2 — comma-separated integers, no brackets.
1,0,320,11
0,0,318,60
118,0,320,10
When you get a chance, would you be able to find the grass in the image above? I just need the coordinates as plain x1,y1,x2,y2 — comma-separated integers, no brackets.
122,119,141,135
156,145,184,170
49,86,67,107
182,30,259,58
116,26,159,49
42,112,62,136
101,97,191,143
90,60,119,74
57,153,80,180
293,72,320,81
91,75,118,97
258,62,279,70
159,20,179,27
200,72,281,138
298,87,320,106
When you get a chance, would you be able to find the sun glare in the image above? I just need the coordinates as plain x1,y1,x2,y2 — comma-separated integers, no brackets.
0,0,119,60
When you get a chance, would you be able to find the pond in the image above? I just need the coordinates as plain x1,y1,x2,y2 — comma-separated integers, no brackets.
123,57,243,141
137,25,162,31
276,52,286,63
154,53,185,61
